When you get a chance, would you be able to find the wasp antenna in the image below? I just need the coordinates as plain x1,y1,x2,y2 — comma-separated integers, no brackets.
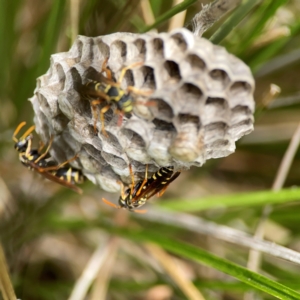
137,100,156,107
133,209,147,214
12,121,27,142
129,163,135,196
20,125,35,142
102,198,120,209
118,61,143,84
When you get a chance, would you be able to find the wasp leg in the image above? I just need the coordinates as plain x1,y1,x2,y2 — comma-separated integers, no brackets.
117,111,124,127
101,57,113,80
128,163,135,196
39,154,79,172
156,185,169,198
90,99,104,133
100,104,111,137
34,136,54,164
136,164,149,197
127,86,153,96
118,62,143,84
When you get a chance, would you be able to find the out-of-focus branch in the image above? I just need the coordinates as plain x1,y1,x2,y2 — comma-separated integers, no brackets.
245,123,300,300
70,0,80,43
145,243,206,300
0,244,17,300
135,208,300,265
168,0,187,31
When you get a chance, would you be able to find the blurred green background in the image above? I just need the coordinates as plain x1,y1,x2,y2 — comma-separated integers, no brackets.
1,0,300,299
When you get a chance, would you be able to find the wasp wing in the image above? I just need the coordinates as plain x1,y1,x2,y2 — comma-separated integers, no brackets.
132,171,180,203
28,161,83,194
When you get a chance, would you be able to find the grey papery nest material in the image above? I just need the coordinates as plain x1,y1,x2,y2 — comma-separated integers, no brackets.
29,28,255,193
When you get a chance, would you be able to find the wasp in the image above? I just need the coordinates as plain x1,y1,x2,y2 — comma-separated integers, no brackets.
81,58,152,136
13,122,85,194
103,164,180,212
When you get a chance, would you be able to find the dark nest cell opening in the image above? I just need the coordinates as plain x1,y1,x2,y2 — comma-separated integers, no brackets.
52,114,69,131
230,81,252,96
206,97,228,110
121,128,146,148
102,152,127,169
152,38,164,58
110,40,127,59
177,83,203,111
39,94,51,115
209,69,230,90
208,139,229,148
164,60,181,81
231,118,252,128
55,64,66,88
152,118,176,132
82,38,95,60
178,114,201,131
180,83,203,98
150,98,174,120
133,38,146,58
232,105,252,116
123,69,135,87
83,144,108,166
170,33,188,51
186,54,206,71
95,39,110,59
141,66,156,89
204,121,228,133
76,40,83,60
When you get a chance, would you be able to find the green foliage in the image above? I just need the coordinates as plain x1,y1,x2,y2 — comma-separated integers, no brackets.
2,0,300,299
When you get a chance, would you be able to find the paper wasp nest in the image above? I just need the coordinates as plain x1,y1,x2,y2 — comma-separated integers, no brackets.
30,28,255,192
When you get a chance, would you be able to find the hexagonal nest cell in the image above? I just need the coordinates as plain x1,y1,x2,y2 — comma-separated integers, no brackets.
30,28,255,192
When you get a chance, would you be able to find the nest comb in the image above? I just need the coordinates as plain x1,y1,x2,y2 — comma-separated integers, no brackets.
30,28,255,193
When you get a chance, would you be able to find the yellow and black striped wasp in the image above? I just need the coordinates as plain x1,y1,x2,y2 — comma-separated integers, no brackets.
81,58,152,136
13,122,85,194
103,164,180,212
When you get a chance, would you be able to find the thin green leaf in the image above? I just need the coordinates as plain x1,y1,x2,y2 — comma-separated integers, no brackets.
0,0,21,102
158,188,300,211
140,0,198,32
37,0,67,76
111,228,300,299
237,0,288,55
210,0,260,44
251,21,300,73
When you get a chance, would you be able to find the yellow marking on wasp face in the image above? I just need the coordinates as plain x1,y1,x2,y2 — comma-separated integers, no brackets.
152,174,157,180
157,171,162,177
74,172,79,183
67,168,72,183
